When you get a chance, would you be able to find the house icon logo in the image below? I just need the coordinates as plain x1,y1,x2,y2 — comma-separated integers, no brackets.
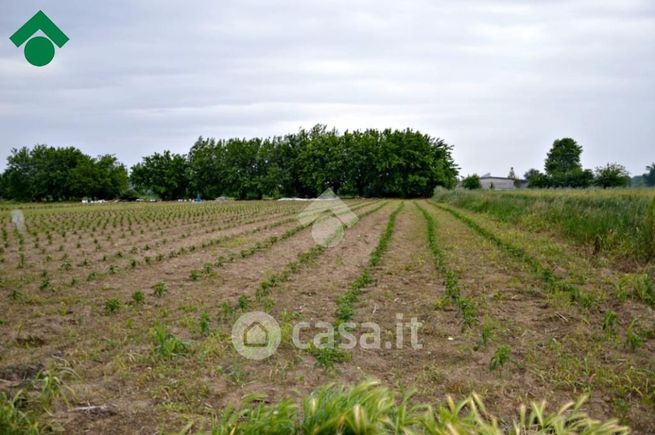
244,321,268,347
232,311,281,360
297,188,358,247
10,10,69,67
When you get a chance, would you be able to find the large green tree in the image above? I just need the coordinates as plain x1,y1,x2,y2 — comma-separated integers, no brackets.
544,138,593,188
180,125,459,199
2,146,128,201
188,137,224,199
130,151,189,200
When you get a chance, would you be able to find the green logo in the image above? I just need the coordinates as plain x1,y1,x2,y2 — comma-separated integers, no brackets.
10,10,69,67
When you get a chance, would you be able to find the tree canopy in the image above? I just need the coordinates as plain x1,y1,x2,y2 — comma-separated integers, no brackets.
644,163,655,187
543,138,594,188
524,138,595,188
134,126,459,200
130,151,190,201
594,163,631,188
0,126,459,201
1,146,128,201
462,174,482,190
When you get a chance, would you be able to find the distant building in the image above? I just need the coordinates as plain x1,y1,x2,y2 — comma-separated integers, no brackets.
479,173,526,190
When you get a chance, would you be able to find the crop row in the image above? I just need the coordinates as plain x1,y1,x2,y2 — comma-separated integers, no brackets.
415,202,478,327
429,201,597,309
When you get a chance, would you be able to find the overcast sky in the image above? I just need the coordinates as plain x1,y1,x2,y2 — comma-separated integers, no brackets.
1,0,654,177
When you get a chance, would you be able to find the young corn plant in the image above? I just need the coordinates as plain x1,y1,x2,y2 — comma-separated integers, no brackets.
35,361,79,410
307,343,350,370
416,202,478,329
490,345,511,371
602,310,616,336
198,311,211,336
131,290,144,304
219,300,235,320
151,324,187,359
626,319,644,351
237,295,251,311
474,321,493,351
104,298,121,315
153,281,167,297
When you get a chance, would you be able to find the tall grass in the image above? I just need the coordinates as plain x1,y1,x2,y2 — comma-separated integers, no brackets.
0,391,39,435
207,379,628,434
433,189,655,261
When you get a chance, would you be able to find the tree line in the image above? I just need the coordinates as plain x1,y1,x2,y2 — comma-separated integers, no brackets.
461,137,654,189
0,145,129,201
523,138,654,188
0,125,459,201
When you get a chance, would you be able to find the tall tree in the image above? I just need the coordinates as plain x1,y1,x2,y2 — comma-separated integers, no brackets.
188,137,225,199
544,138,593,188
545,138,583,175
130,151,189,200
3,147,34,201
644,163,655,187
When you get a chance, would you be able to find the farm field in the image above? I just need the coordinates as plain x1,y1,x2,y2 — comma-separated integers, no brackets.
0,195,654,433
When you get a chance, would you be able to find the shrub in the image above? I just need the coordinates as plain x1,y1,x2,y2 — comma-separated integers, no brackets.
462,174,482,190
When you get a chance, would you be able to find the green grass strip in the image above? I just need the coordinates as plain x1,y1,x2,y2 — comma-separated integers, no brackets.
429,200,596,309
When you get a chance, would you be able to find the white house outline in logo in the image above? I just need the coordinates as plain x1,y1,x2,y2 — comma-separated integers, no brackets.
297,188,358,247
231,311,281,360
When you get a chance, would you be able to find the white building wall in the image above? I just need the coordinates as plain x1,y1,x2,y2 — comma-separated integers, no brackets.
480,177,516,190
